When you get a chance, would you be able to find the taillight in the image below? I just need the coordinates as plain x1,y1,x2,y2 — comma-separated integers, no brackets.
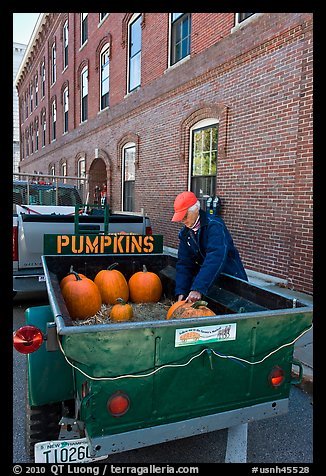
13,325,43,354
13,226,18,261
146,226,152,235
269,366,285,387
107,391,130,417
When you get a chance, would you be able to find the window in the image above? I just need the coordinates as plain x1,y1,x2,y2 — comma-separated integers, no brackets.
99,13,108,22
51,43,56,84
81,13,88,46
30,83,33,112
26,130,29,157
35,75,38,107
50,165,55,176
190,120,218,209
77,157,86,198
51,100,56,141
61,162,67,183
100,47,110,110
63,87,69,133
237,13,255,23
81,67,88,122
25,91,28,117
128,14,142,93
63,20,69,69
42,112,46,147
30,124,34,154
77,157,86,178
122,143,136,211
35,122,39,152
41,61,46,97
170,13,191,66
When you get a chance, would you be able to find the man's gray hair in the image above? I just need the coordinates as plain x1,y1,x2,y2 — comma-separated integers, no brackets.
188,200,201,212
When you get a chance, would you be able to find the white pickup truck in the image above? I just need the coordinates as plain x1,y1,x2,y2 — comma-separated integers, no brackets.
13,176,152,297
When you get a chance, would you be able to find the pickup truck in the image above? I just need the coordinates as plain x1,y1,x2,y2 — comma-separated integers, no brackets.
13,176,152,296
13,234,313,463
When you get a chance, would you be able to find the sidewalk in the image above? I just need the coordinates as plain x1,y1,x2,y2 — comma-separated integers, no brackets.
246,270,313,396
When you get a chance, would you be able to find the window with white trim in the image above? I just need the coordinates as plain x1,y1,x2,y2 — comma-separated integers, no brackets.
61,162,67,183
100,46,110,110
35,74,38,107
77,157,86,198
122,143,136,211
170,13,191,66
236,13,255,24
30,83,33,112
41,61,46,97
51,43,56,84
81,67,88,122
63,87,69,133
51,100,56,141
190,119,218,207
42,112,46,147
81,13,88,46
128,14,142,93
63,20,69,69
35,119,39,152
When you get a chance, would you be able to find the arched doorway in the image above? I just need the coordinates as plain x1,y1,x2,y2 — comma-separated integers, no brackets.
88,158,107,206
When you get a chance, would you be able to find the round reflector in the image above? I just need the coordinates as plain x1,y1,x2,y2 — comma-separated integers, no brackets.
13,325,43,354
107,392,130,417
269,366,285,387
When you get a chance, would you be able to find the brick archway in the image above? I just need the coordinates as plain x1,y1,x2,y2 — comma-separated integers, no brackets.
88,157,107,206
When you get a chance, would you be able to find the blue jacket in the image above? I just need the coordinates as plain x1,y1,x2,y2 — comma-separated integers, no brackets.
175,209,248,297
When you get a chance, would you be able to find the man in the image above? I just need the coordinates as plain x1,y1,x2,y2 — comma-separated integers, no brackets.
172,191,248,303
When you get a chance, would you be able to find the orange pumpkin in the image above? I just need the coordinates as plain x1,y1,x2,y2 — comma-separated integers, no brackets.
169,300,216,319
110,298,134,322
60,266,87,289
94,263,129,305
166,300,187,320
128,265,163,303
61,272,102,320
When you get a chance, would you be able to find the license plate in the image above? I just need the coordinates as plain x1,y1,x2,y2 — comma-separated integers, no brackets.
38,275,46,282
34,438,107,463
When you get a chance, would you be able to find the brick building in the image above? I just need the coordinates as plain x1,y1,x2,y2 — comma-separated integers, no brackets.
15,13,313,294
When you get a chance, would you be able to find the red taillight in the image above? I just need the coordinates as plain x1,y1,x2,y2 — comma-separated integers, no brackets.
13,226,18,261
269,366,285,387
145,226,152,235
13,325,43,354
107,392,130,417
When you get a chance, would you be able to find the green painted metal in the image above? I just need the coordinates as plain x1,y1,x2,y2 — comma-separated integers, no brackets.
43,234,163,255
25,305,74,406
74,204,110,234
38,253,312,442
61,309,311,439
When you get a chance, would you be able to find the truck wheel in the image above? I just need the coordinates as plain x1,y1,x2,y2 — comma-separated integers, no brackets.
25,401,62,460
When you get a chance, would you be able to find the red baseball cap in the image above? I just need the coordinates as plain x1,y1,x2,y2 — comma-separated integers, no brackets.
171,191,198,222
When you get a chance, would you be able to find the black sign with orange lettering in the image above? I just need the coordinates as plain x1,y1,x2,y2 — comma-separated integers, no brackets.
43,234,163,255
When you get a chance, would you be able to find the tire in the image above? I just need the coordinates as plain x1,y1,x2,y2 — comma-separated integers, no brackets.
25,401,62,460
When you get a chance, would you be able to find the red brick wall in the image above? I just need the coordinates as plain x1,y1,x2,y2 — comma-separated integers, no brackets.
16,13,313,294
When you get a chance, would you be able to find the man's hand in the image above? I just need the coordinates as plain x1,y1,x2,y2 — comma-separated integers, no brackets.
185,290,202,302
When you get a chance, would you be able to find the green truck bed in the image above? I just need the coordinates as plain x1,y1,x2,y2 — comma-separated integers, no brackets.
23,253,312,463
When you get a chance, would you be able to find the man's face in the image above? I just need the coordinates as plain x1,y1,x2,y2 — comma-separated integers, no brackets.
181,207,199,228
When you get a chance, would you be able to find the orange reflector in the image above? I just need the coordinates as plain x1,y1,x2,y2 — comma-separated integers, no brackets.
107,392,130,417
269,366,285,387
13,325,43,354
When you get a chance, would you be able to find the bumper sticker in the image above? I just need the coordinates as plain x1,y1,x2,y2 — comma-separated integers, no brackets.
175,323,236,347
